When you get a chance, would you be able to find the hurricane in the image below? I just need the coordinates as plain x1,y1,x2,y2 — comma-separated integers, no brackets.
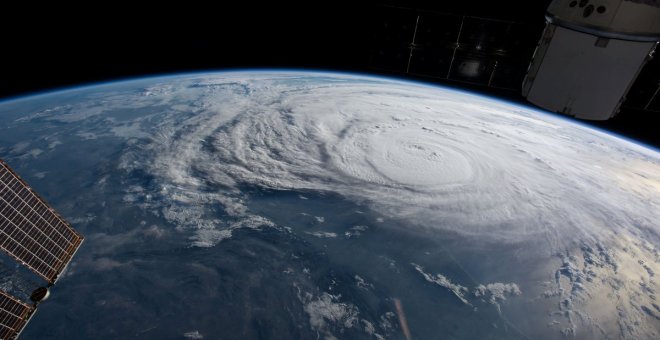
126,74,658,246
1,71,658,339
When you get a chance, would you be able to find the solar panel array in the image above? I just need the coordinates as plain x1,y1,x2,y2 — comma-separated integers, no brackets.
0,290,33,340
369,6,540,91
0,159,84,284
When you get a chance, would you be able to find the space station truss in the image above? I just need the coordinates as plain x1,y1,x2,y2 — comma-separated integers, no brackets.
0,290,34,340
0,159,84,284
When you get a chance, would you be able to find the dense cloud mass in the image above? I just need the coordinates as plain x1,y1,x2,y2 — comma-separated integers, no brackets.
121,73,659,247
2,72,659,339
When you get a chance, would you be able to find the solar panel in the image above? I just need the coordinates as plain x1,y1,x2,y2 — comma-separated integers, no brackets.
369,5,540,91
0,290,34,340
0,159,84,284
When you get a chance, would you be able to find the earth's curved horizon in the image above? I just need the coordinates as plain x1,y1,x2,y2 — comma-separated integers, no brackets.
0,71,658,339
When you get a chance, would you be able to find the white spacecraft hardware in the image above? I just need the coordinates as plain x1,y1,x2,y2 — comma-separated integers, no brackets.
522,0,660,120
0,159,84,339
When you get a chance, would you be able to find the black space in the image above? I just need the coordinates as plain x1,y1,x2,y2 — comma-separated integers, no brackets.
1,1,658,147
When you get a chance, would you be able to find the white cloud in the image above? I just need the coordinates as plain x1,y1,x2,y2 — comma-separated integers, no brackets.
183,330,203,339
345,225,369,238
306,231,337,238
304,292,359,330
411,263,470,306
189,228,232,248
412,263,522,312
473,282,521,303
354,275,373,290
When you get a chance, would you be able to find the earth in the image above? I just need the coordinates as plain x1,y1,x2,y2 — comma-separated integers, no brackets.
0,71,658,339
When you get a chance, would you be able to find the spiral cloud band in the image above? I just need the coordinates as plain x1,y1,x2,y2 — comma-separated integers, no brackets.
127,73,658,249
